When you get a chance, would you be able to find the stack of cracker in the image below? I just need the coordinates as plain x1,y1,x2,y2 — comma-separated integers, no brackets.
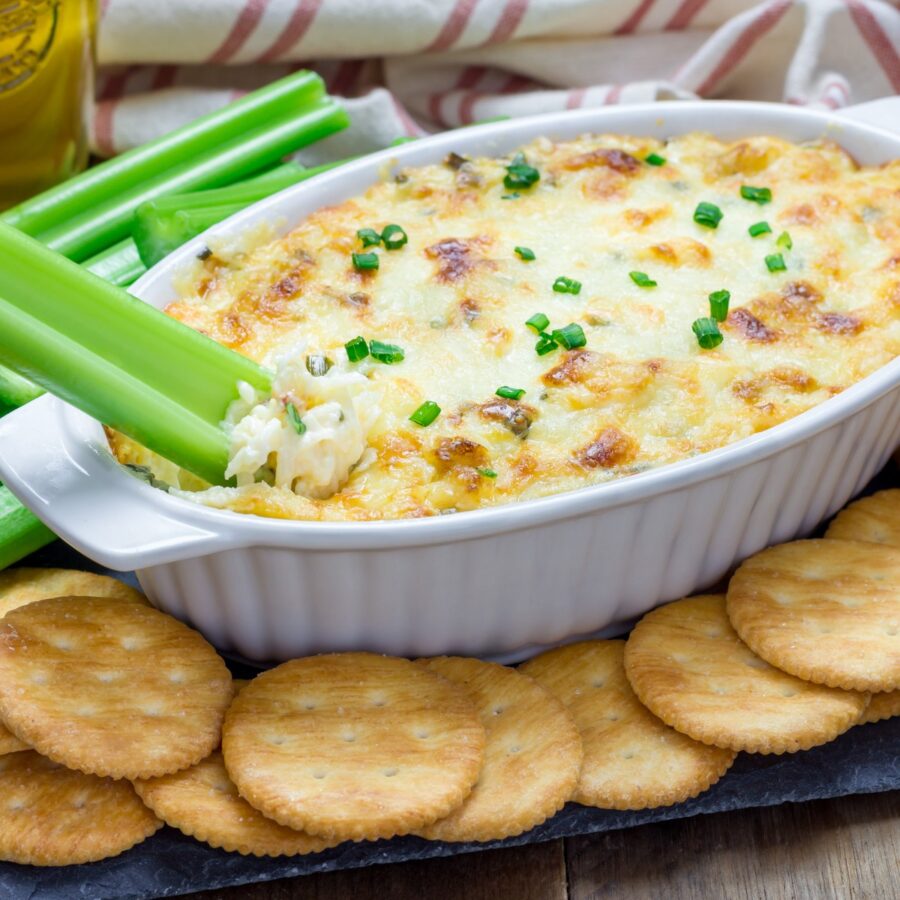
0,489,895,867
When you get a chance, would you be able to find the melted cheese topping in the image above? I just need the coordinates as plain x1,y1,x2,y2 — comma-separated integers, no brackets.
110,133,900,521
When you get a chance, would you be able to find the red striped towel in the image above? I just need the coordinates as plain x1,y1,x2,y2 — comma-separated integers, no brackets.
93,0,900,159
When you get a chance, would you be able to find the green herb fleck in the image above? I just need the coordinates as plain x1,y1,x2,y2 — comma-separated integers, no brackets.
692,317,724,350
409,400,441,427
765,253,786,273
504,152,540,191
748,221,772,238
526,313,550,333
644,153,666,166
285,402,307,434
381,224,408,250
693,201,723,229
551,323,587,350
552,276,582,295
776,230,793,250
352,251,379,271
514,246,536,261
357,228,382,247
708,289,731,322
740,185,772,204
629,271,657,288
496,386,526,400
369,340,405,364
344,336,369,362
477,468,498,479
535,333,558,356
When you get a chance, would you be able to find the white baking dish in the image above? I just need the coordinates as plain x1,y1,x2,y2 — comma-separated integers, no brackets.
1,99,899,662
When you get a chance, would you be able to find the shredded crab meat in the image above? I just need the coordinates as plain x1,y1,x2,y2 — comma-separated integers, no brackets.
223,347,381,499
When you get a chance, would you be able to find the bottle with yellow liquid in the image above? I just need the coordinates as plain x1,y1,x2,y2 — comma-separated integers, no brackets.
0,0,95,209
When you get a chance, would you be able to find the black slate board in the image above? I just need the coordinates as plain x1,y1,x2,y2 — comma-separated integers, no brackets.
1,463,898,899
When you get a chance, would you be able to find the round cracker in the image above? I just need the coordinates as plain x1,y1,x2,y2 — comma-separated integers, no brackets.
0,722,27,757
222,653,486,842
0,568,147,618
521,640,736,809
0,596,232,779
0,751,161,866
414,657,582,842
826,490,900,548
134,752,338,857
726,540,900,692
859,690,900,725
624,595,868,754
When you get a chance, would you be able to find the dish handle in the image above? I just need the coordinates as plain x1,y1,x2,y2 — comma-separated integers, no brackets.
836,97,900,134
0,396,226,569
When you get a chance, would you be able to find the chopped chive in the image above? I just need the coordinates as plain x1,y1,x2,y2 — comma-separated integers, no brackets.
501,192,521,200
496,386,526,400
477,468,498,479
552,276,581,295
776,230,793,250
644,153,666,166
285,402,307,434
352,251,379,271
409,400,441,427
381,223,408,250
357,227,382,247
526,312,550,333
748,221,771,238
740,185,772,204
503,152,540,191
535,333,558,356
629,271,657,288
551,323,587,350
693,201,723,229
708,289,731,322
765,253,786,273
514,246,535,261
369,339,405,364
692,317,724,350
345,335,369,362
305,354,333,377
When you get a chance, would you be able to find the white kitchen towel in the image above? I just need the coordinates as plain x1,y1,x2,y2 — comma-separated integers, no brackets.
92,0,900,159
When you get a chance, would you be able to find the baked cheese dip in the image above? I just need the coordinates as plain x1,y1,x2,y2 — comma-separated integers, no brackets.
110,133,900,521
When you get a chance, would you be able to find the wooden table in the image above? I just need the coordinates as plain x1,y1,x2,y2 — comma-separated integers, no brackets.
194,790,898,899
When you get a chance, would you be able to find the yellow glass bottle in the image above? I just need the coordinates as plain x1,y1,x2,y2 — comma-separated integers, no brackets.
0,0,95,210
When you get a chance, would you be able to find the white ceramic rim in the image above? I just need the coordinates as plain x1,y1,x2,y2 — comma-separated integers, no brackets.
16,99,900,556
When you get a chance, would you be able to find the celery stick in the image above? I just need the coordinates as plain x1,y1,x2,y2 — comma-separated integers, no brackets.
132,158,346,267
0,224,272,484
83,238,146,287
0,363,43,414
1,71,326,237
0,485,55,569
36,99,349,262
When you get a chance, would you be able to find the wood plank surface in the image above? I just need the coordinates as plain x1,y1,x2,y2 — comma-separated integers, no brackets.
191,791,898,899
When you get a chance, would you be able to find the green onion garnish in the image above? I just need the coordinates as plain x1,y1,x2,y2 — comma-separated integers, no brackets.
477,468,498,479
409,400,441,427
644,153,666,166
693,202,723,229
629,271,657,288
514,246,535,261
535,333,558,356
776,230,793,250
501,193,521,200
740,185,772,204
526,313,550,333
551,323,587,350
369,340,405,364
352,251,379,271
285,402,307,434
345,336,369,362
357,228,382,247
381,224,408,250
691,317,724,350
765,253,786,273
748,221,771,238
552,276,581,295
504,152,540,191
496,386,526,400
305,354,333,377
708,289,731,322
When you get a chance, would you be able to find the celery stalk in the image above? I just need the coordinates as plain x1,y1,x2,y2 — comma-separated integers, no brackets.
132,158,346,267
1,70,326,237
0,486,55,570
83,238,146,287
35,99,349,262
0,363,43,415
0,224,272,485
